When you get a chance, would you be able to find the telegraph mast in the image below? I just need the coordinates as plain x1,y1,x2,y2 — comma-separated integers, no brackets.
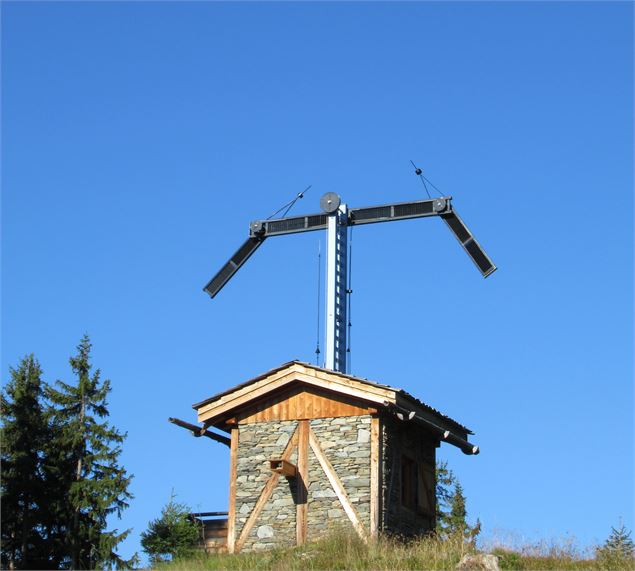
204,192,496,374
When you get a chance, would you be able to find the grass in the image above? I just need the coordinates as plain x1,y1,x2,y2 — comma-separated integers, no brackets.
152,531,635,571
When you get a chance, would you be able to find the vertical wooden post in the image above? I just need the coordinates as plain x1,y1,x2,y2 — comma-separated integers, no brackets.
296,420,309,545
227,426,239,554
369,416,380,538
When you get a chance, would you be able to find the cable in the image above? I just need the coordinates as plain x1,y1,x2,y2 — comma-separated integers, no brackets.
410,160,431,199
267,185,312,220
410,160,447,198
315,240,321,366
421,174,444,196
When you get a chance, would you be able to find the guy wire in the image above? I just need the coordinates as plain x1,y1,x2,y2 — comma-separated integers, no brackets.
315,240,321,366
410,160,431,199
410,160,446,198
421,175,443,196
267,185,313,220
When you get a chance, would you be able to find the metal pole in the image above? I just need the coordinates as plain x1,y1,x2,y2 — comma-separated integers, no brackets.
324,204,348,373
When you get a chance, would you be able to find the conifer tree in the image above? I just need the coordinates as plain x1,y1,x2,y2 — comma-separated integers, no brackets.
596,523,635,568
47,335,135,570
435,462,480,543
446,481,481,543
435,460,454,532
140,492,200,565
1,355,50,570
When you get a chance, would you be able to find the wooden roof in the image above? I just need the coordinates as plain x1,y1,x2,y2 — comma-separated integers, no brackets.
193,361,472,438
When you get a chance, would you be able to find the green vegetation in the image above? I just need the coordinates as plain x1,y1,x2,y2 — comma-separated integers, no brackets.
141,493,201,565
156,532,474,571
3,342,632,571
1,336,134,570
1,355,51,569
595,523,634,570
154,530,635,571
436,461,481,542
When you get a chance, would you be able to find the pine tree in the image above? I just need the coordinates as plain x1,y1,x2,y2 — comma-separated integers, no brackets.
435,462,480,543
596,523,635,568
140,492,201,565
1,355,50,570
435,460,455,532
446,481,481,543
47,335,135,570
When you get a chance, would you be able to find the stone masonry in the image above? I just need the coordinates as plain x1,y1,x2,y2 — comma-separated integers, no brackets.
234,415,372,552
307,416,371,541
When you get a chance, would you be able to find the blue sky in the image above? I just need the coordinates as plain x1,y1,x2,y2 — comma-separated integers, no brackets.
2,0,633,563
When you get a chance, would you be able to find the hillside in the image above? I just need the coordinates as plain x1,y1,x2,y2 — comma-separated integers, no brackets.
154,532,633,571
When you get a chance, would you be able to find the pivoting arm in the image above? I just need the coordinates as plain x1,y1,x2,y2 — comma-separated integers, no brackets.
203,236,265,298
203,195,496,298
440,210,496,277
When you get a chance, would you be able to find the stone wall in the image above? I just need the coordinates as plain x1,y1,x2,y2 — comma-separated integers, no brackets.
380,416,437,537
234,415,372,552
307,416,372,541
235,420,298,551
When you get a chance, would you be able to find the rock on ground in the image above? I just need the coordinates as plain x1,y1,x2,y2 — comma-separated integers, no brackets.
456,553,501,571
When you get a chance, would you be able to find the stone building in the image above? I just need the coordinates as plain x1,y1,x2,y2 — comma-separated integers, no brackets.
171,361,478,553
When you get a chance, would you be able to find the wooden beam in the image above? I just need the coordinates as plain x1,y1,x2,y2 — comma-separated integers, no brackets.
168,417,231,447
227,427,239,554
189,511,228,518
309,429,368,542
295,364,395,400
384,402,479,455
199,371,392,424
235,426,299,553
369,416,380,538
196,365,306,416
296,420,309,546
393,395,472,438
294,372,392,406
269,458,297,477
198,370,301,422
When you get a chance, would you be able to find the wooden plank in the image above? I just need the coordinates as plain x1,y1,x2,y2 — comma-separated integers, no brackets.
198,362,395,419
196,365,304,416
290,390,298,419
418,461,436,517
269,458,297,477
295,364,395,400
394,394,470,440
306,390,315,419
227,427,239,554
369,416,380,538
234,426,299,553
294,373,392,407
168,417,231,446
309,429,368,542
198,370,301,422
296,420,309,545
234,386,374,424
198,366,395,423
324,395,331,417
